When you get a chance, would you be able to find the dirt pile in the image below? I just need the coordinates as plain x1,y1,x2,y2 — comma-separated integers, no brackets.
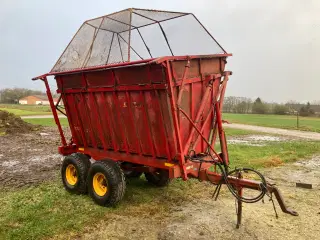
0,110,35,134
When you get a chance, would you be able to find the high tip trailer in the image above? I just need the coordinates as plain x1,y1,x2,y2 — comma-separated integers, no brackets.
33,8,297,227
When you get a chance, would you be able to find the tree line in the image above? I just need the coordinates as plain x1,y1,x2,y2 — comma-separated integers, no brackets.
223,96,320,117
0,88,46,104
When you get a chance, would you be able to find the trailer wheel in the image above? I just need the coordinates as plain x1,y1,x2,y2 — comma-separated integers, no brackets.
145,169,170,187
87,160,126,206
61,153,90,194
75,153,91,168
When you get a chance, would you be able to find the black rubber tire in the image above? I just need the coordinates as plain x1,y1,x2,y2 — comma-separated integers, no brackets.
87,160,126,206
61,153,90,194
124,170,143,178
75,153,91,169
145,169,170,187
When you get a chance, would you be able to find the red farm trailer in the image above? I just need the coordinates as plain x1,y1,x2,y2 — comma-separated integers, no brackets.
33,8,297,227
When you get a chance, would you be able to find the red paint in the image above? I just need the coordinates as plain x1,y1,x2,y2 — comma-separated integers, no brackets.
43,77,67,146
36,55,232,178
33,8,296,221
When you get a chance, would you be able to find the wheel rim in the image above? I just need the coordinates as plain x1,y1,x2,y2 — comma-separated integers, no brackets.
66,164,78,185
93,172,108,196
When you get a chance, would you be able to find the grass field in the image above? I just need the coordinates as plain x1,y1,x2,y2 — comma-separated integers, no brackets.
24,118,68,127
223,113,320,132
227,141,320,169
2,120,320,239
1,139,320,239
0,178,198,239
0,104,51,116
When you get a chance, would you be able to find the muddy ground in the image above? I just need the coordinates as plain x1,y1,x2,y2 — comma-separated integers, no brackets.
0,127,68,188
1,128,320,239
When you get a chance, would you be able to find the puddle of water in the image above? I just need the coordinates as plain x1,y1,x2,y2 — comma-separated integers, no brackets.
29,156,42,162
40,133,50,136
1,160,19,167
246,135,282,141
228,135,287,146
294,156,320,168
227,139,265,146
29,154,61,162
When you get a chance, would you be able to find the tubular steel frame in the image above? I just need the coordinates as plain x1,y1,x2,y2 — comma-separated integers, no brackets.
51,8,227,72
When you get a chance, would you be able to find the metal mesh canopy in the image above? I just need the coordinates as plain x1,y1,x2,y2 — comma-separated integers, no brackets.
51,8,226,72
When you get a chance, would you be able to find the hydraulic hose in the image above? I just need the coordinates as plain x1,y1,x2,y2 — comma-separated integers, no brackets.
188,156,268,204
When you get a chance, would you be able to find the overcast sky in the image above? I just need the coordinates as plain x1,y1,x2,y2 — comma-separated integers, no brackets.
0,0,319,103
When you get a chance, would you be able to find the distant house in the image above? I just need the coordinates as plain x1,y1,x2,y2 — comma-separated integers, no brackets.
19,95,60,105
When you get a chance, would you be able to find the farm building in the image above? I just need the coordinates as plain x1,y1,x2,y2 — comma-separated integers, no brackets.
19,95,59,105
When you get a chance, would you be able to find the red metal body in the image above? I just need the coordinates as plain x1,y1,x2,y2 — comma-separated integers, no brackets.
34,54,231,180
33,8,297,226
34,54,297,222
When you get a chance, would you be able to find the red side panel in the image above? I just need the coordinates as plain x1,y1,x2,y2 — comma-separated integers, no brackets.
57,56,227,164
58,64,174,159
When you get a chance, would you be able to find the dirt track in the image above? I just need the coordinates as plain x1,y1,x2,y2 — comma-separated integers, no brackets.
224,123,320,140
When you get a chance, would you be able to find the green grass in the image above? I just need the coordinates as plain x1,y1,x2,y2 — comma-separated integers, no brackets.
0,104,51,116
223,113,320,132
0,177,204,240
224,128,258,136
3,116,319,238
1,138,320,239
24,118,68,127
228,141,320,169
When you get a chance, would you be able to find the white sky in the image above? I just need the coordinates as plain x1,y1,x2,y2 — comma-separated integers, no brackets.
0,0,319,103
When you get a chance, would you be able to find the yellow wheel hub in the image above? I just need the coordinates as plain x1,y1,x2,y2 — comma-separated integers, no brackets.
93,173,108,197
66,164,78,185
